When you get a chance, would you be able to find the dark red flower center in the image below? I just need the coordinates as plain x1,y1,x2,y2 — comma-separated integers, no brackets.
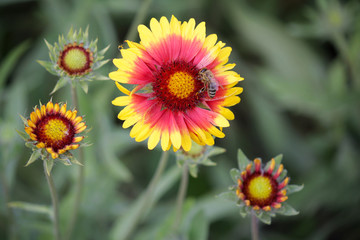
58,43,93,76
34,114,75,152
242,172,279,208
152,61,205,111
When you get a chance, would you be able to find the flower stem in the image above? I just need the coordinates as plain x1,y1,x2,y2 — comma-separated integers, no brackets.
43,160,60,240
172,163,189,232
124,0,153,42
0,173,16,240
65,84,85,240
251,213,260,240
121,150,169,240
332,31,359,89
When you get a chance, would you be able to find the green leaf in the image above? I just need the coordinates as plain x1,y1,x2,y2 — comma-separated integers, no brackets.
207,146,226,157
230,168,240,183
44,39,53,51
25,142,34,148
201,158,216,166
237,149,250,170
189,164,198,178
25,150,41,166
286,184,304,195
0,40,31,89
79,81,89,94
239,205,249,218
94,74,111,81
277,203,299,216
50,77,68,95
216,191,238,202
188,210,208,240
256,211,272,225
8,201,52,216
45,158,54,176
99,44,111,55
273,154,283,165
69,155,84,166
16,130,28,141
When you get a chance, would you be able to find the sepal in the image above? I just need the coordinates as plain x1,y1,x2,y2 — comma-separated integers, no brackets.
25,150,41,166
237,148,250,170
276,202,299,216
230,168,240,183
286,184,304,195
45,158,54,176
216,191,238,202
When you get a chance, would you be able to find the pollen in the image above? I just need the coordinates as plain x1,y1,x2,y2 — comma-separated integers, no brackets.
168,71,195,99
63,48,88,71
152,61,204,111
58,43,93,76
247,176,273,200
43,119,70,141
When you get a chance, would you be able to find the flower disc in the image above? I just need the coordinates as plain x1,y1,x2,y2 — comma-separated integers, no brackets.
58,43,93,76
236,158,289,211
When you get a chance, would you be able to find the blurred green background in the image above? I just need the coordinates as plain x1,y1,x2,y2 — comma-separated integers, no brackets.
1,0,360,239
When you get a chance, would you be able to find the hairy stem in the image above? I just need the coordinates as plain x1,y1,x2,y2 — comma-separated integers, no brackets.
251,213,259,240
65,85,85,240
44,161,60,240
172,163,189,232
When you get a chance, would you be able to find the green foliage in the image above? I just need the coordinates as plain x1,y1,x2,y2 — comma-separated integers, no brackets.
1,0,360,239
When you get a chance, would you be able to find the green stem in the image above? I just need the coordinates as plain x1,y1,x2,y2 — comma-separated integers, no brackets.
65,85,85,240
251,213,259,240
122,150,169,240
172,163,189,232
124,0,153,42
332,31,359,89
43,161,60,240
0,173,16,240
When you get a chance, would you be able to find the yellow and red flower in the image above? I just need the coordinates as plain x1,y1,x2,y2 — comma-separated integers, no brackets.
219,150,303,224
236,158,289,212
24,101,86,159
110,16,243,152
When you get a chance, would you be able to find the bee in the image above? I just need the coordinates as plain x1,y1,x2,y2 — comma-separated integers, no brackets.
197,68,222,98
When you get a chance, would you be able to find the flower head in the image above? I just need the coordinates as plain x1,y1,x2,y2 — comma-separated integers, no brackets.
110,16,243,152
218,149,303,224
38,27,110,94
176,141,225,177
19,101,87,174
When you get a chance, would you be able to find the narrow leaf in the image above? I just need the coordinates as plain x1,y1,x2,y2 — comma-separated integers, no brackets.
273,154,283,165
8,201,51,216
16,130,28,141
25,150,41,166
257,211,272,224
239,205,248,218
286,184,304,195
45,158,54,176
50,77,68,95
277,203,299,216
99,44,111,55
237,149,250,170
216,191,238,202
0,40,31,89
230,168,240,183
79,81,89,94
